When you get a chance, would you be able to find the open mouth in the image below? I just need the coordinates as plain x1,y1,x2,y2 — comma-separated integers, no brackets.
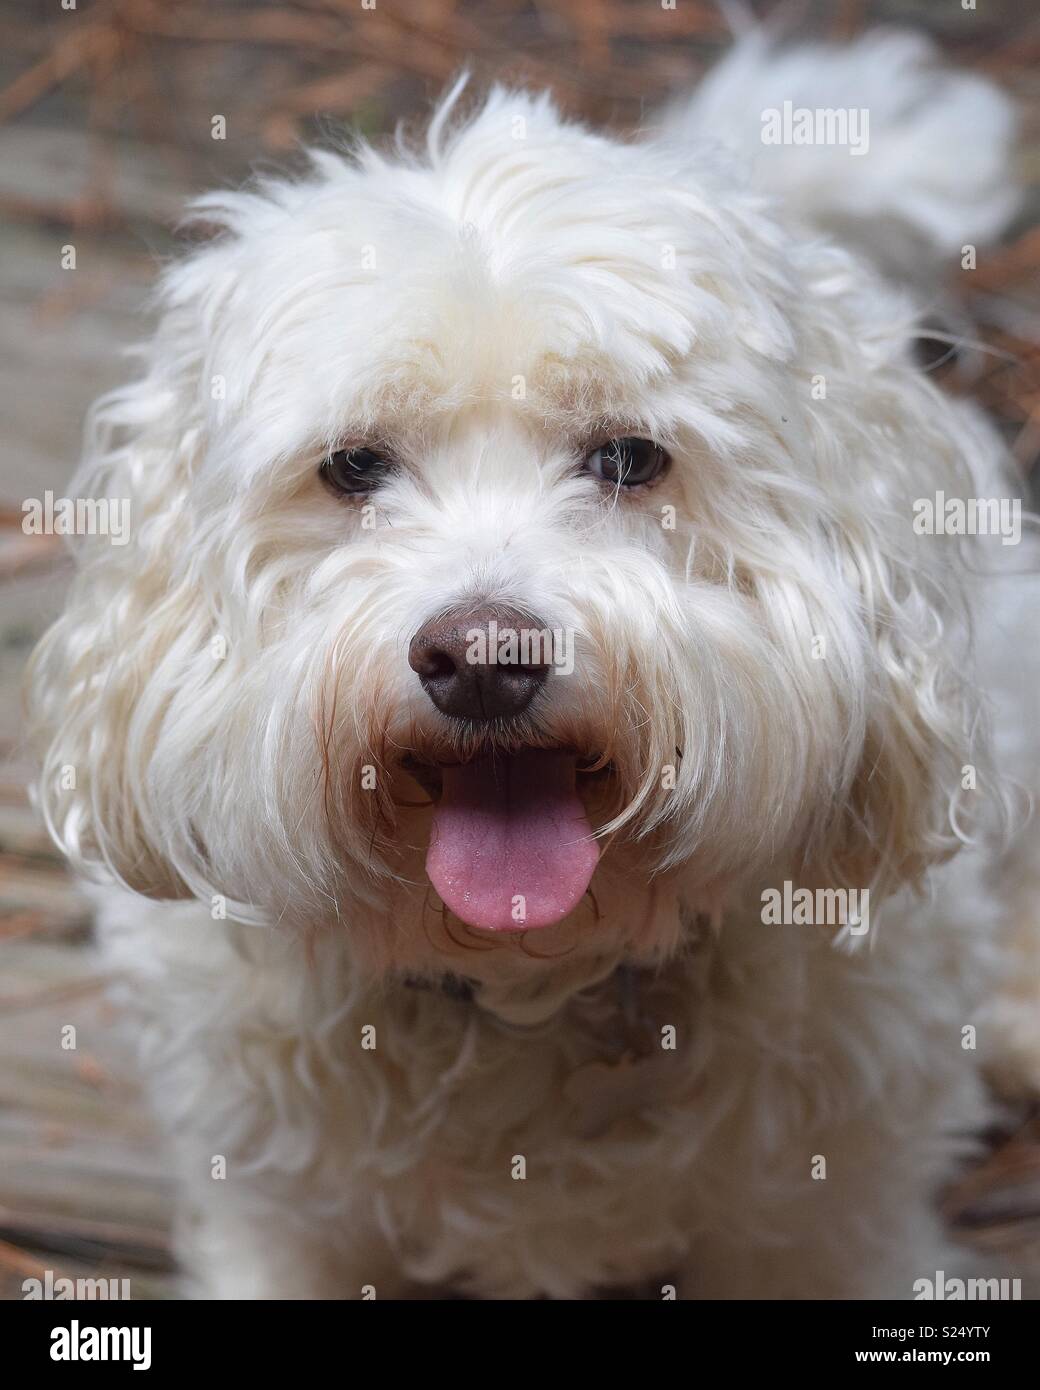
401,748,605,933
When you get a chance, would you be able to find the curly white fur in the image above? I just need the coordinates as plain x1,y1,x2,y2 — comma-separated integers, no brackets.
28,30,1038,1298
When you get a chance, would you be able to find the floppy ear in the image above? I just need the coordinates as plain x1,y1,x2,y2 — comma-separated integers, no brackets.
27,375,202,897
823,524,982,898
786,303,1008,899
25,235,243,899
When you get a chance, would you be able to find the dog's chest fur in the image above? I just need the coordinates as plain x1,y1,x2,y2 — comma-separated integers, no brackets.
400,952,710,1139
95,849,1006,1298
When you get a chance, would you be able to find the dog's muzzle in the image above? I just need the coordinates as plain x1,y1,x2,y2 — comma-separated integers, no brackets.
405,604,600,933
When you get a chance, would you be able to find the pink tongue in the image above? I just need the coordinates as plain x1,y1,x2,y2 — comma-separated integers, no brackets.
427,750,600,932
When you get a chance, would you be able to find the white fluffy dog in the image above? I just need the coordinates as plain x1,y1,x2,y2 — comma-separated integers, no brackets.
28,30,1039,1298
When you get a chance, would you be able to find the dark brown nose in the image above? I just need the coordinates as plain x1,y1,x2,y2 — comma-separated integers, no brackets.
408,604,551,722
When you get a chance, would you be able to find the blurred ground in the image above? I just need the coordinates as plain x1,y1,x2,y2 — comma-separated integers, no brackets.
0,0,1038,1300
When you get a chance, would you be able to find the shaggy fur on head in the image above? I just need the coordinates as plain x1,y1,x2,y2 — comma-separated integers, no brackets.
28,30,1039,1297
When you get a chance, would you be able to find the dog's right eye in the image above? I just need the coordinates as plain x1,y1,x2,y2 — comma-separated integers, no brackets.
321,446,392,494
583,437,669,488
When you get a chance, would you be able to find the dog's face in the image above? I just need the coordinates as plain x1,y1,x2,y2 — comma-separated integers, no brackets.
31,90,978,996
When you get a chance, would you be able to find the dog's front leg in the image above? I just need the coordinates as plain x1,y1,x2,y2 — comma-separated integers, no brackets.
175,1181,406,1300
672,1086,989,1299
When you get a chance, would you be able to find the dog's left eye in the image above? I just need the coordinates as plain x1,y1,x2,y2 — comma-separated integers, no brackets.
321,446,392,494
584,437,669,487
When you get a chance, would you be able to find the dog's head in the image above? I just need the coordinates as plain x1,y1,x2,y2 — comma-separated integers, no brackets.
29,87,985,998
